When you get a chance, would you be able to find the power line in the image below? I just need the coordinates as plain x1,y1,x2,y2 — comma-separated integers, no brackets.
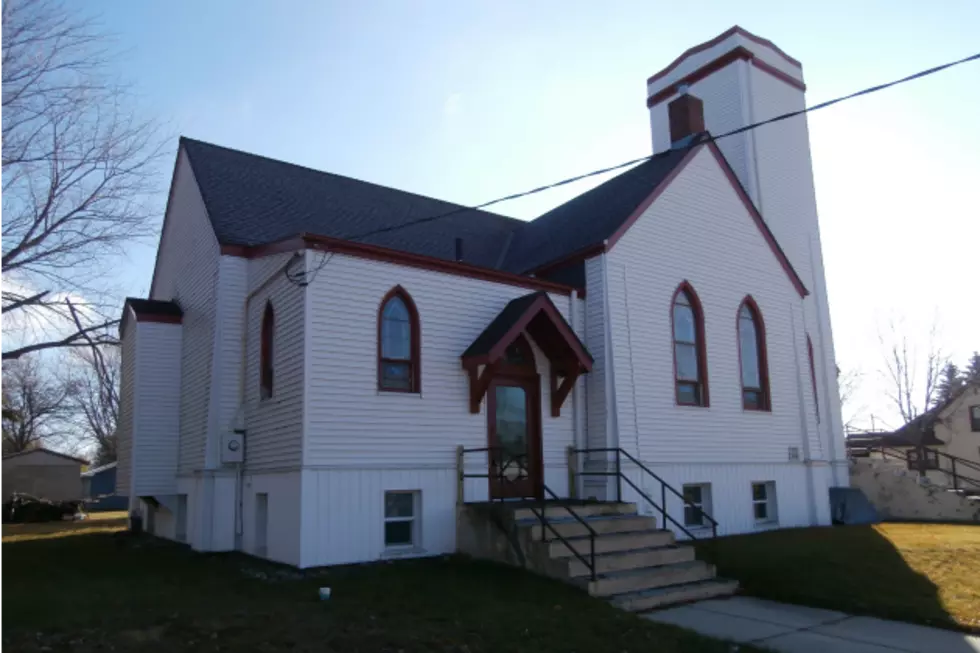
341,50,980,244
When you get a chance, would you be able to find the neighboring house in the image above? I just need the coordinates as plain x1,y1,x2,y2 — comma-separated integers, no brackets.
2,449,89,501
849,380,980,488
81,462,129,512
118,26,847,568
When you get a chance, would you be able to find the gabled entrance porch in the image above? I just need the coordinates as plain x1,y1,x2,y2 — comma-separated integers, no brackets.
461,291,592,501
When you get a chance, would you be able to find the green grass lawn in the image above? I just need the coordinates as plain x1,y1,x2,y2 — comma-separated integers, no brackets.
3,518,760,653
695,523,980,634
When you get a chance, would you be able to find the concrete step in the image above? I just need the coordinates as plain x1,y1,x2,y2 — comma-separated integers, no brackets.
588,560,715,597
527,514,655,540
611,578,739,612
548,529,674,558
566,545,696,578
511,502,637,522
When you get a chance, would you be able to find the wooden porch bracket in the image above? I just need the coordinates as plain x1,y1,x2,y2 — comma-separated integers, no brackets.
466,361,498,414
550,366,580,417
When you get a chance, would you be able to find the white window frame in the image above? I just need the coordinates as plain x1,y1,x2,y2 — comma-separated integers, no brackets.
751,481,777,524
384,490,420,550
682,483,712,528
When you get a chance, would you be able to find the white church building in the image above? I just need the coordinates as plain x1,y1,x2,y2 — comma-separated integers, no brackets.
118,26,847,576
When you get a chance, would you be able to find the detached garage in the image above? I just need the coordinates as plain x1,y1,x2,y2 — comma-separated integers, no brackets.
2,448,89,501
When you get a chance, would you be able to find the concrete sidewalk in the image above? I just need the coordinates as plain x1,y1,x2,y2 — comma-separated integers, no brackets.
644,596,980,652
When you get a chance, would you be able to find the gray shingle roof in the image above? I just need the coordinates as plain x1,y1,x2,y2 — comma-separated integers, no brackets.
181,138,523,270
178,134,703,280
499,144,696,274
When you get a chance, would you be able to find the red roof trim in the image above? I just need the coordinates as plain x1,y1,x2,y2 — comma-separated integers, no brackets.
647,25,801,86
598,143,807,298
605,145,702,250
647,46,805,108
461,294,592,373
220,234,580,296
703,142,808,298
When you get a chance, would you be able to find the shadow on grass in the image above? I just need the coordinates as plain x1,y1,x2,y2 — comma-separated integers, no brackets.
4,531,767,653
695,524,978,635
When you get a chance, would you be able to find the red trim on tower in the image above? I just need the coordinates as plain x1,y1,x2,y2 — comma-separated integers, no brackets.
647,26,801,86
647,47,805,108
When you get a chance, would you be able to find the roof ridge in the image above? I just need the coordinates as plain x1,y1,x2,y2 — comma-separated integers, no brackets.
178,136,525,228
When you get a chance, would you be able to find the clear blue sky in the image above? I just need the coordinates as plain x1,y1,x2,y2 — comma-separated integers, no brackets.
95,0,980,428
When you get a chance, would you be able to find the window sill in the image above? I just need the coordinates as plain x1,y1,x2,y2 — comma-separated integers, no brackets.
382,545,427,559
753,520,779,530
675,402,709,409
742,407,772,413
377,388,423,397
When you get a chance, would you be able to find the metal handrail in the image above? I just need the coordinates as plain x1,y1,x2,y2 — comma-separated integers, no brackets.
847,442,980,492
458,446,599,581
572,447,718,541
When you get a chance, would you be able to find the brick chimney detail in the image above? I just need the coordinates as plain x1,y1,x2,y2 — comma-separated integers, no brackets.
667,93,705,146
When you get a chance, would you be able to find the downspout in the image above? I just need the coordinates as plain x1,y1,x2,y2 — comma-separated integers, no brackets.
569,289,583,497
233,252,307,546
600,249,619,500
809,240,843,485
790,302,818,525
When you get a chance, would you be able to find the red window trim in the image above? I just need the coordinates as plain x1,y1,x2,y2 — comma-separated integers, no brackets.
671,281,709,407
736,296,771,412
377,286,421,393
260,301,274,399
807,335,820,423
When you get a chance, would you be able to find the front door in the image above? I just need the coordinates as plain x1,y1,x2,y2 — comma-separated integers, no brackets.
487,376,542,499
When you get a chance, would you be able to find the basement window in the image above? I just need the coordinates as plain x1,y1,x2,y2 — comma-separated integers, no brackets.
682,483,712,528
752,482,777,524
384,491,419,548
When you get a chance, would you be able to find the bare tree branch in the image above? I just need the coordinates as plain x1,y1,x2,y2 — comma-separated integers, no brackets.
837,365,867,434
2,0,165,359
2,354,74,454
878,315,947,424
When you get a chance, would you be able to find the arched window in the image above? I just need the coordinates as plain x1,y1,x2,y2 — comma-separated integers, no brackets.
378,286,420,392
260,302,274,399
672,282,708,406
807,334,820,423
737,297,770,411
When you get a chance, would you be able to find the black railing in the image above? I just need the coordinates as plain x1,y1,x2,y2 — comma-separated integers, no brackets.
572,447,718,541
847,441,980,493
458,446,598,581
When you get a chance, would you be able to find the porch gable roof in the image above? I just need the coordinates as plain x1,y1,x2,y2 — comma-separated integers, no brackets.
461,292,592,372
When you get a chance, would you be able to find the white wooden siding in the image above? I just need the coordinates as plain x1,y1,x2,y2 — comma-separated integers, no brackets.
618,461,820,537
116,314,137,497
748,65,847,476
244,253,305,471
205,256,247,468
304,253,580,471
151,150,220,475
648,42,846,481
241,471,303,565
605,146,821,468
299,255,584,565
132,322,183,495
299,468,459,567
